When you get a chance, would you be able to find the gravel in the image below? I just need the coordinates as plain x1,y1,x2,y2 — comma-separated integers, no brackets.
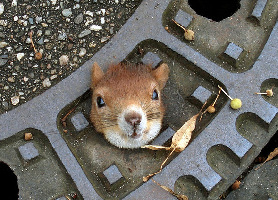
0,0,142,114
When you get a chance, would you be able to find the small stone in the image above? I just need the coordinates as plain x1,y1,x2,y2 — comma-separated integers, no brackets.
101,36,110,43
37,38,44,45
74,13,83,24
11,96,20,105
0,3,4,15
16,53,24,61
58,32,67,40
42,78,51,87
50,75,57,80
0,41,8,48
14,16,18,22
35,16,43,24
0,55,8,66
26,38,31,44
79,48,86,57
100,17,105,24
85,11,94,17
24,133,33,141
50,69,56,74
41,23,48,27
89,42,96,48
11,0,17,7
37,30,43,37
8,77,15,83
29,18,34,25
23,77,29,82
100,9,105,16
2,101,9,110
59,55,69,66
62,8,72,17
78,29,91,38
51,0,57,5
45,30,51,36
90,25,102,31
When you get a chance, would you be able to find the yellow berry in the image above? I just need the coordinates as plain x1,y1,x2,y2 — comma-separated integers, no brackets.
230,98,242,110
266,89,273,97
35,52,42,60
184,29,194,41
207,105,216,113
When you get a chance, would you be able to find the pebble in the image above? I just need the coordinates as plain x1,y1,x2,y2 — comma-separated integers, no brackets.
26,38,31,44
0,41,8,48
59,55,69,66
28,72,34,78
8,77,15,83
35,16,43,24
58,32,67,40
50,75,57,80
79,48,86,57
0,54,8,66
62,8,72,17
11,0,17,7
78,29,91,38
74,13,83,24
29,18,34,25
90,25,102,31
45,30,51,36
11,96,20,105
101,36,110,43
85,11,94,17
16,53,24,61
101,17,105,24
0,3,4,15
51,0,57,5
2,101,9,110
37,38,44,45
42,78,51,87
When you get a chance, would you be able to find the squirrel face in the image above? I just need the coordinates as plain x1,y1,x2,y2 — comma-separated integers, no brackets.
90,62,169,148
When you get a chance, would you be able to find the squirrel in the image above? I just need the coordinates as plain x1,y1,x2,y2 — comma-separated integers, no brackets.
90,62,169,148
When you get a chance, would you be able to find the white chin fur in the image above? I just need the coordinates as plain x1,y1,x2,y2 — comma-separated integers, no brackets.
104,121,161,148
118,105,147,137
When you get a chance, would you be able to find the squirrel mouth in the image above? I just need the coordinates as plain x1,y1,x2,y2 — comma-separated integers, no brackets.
131,130,141,139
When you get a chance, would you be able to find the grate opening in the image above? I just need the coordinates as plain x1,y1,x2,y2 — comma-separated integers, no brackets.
0,161,19,199
188,0,241,22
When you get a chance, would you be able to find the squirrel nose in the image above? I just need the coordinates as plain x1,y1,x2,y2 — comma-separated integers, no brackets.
125,112,142,126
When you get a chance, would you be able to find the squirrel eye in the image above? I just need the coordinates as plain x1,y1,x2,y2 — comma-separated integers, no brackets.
97,96,105,108
152,89,159,100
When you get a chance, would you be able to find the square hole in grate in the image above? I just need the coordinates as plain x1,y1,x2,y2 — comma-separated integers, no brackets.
192,86,212,104
18,142,39,161
224,42,243,60
103,164,123,185
71,112,89,132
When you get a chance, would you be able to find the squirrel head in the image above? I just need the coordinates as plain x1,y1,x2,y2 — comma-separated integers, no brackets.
90,62,169,148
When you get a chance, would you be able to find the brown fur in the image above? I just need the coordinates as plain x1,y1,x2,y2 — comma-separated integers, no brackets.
90,62,169,148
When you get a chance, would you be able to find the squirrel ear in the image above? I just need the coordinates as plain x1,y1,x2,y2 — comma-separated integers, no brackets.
91,62,104,89
152,63,169,89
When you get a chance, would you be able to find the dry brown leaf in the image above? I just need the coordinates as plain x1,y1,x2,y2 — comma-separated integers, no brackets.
170,113,199,152
255,147,278,170
142,114,199,153
152,179,188,200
